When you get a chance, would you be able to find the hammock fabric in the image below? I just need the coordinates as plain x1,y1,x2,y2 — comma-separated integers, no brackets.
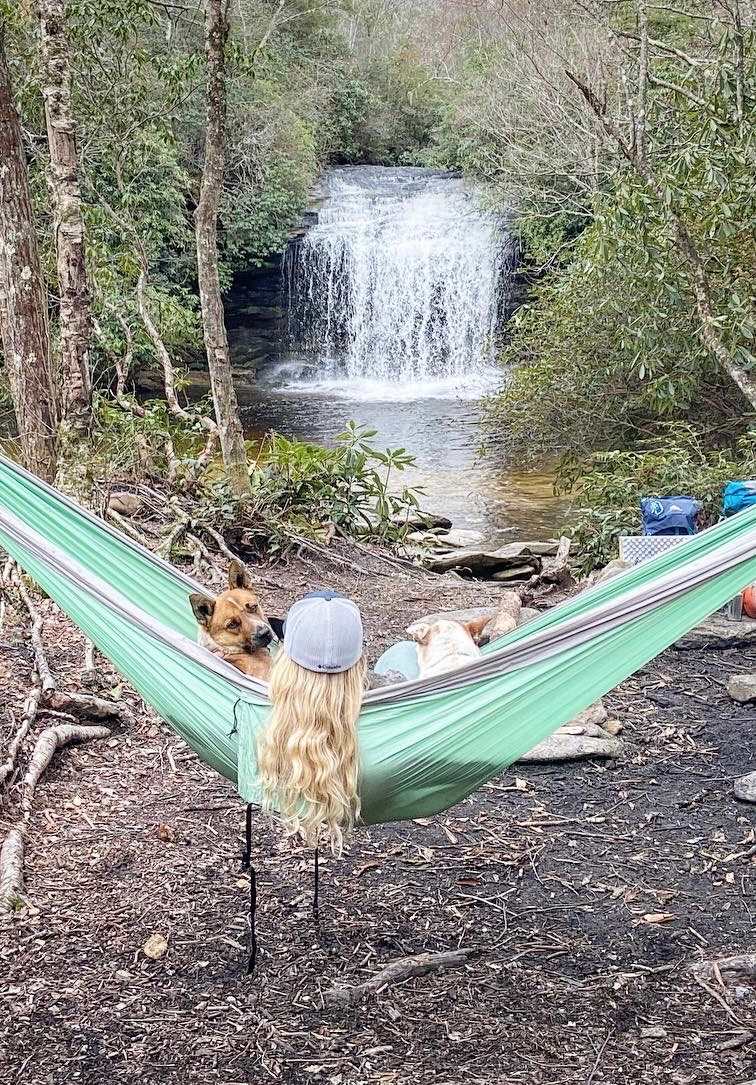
1,455,755,826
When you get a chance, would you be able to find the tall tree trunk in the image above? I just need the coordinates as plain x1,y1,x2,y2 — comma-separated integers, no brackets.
0,31,58,482
195,0,251,497
38,0,93,495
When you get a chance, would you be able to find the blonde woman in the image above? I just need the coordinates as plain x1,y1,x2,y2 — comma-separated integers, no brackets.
256,591,366,857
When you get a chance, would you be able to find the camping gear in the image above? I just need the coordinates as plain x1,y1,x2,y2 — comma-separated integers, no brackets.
723,480,756,517
374,640,420,680
619,535,690,565
742,585,756,620
640,496,701,536
2,454,756,827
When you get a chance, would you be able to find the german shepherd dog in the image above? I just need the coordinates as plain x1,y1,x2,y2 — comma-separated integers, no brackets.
190,561,277,681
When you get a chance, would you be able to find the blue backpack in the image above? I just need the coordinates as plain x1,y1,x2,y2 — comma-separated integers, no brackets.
722,480,756,517
640,496,701,536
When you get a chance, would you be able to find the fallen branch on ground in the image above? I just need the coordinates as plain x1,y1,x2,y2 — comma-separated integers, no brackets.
0,723,110,911
324,948,475,1006
0,687,42,789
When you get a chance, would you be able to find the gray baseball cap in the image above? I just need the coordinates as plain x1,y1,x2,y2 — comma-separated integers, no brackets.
283,593,363,673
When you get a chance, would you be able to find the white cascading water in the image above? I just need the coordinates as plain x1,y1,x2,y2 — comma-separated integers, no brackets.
282,167,516,398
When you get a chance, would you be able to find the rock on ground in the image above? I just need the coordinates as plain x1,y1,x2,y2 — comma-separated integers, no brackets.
727,674,756,703
428,541,557,577
734,771,756,803
519,731,623,763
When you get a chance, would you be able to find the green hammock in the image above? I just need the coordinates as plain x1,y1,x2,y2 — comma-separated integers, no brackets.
0,454,754,826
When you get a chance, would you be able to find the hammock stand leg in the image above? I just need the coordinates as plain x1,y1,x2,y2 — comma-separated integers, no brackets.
241,804,257,974
241,803,253,871
247,864,257,975
313,846,319,924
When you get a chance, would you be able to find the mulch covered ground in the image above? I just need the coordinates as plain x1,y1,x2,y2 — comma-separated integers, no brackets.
1,549,755,1085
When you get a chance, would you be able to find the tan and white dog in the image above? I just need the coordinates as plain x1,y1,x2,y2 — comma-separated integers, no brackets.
190,561,276,681
407,614,490,678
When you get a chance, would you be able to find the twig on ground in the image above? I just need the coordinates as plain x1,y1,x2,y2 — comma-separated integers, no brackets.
324,948,475,1006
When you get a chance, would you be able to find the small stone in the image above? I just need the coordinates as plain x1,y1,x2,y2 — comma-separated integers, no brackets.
734,771,756,803
727,675,756,703
490,565,535,582
109,492,143,517
571,700,608,729
585,559,632,587
435,529,487,549
142,933,169,960
519,607,540,625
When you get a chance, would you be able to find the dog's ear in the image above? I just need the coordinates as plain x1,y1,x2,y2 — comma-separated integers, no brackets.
464,614,491,644
190,593,215,627
228,559,253,591
407,621,432,645
268,616,285,641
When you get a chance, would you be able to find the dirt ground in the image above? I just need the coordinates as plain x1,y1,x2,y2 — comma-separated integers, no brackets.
1,550,755,1085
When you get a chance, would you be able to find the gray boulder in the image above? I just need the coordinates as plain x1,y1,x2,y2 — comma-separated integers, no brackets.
519,731,623,763
727,675,756,703
734,771,756,803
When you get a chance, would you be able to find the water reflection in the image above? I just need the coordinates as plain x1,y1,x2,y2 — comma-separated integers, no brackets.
242,390,570,541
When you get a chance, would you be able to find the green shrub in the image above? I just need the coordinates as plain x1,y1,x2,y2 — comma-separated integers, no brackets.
95,404,423,553
556,424,756,573
245,422,422,551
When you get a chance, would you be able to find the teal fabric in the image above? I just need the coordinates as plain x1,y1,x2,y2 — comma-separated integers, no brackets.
1,455,756,825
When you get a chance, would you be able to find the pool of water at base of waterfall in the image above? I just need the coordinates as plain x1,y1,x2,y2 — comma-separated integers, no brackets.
240,381,570,544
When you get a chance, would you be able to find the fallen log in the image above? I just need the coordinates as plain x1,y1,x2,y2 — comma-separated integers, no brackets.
325,948,475,1006
0,723,110,911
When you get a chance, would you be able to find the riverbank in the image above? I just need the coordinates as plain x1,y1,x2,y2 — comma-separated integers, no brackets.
1,544,754,1084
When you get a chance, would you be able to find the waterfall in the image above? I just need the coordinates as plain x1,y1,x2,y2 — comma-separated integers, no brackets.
282,167,516,396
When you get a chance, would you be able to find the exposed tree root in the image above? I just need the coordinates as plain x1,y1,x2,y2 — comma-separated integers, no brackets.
0,722,110,912
0,687,42,790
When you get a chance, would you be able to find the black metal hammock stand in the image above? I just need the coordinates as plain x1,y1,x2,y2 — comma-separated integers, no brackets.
241,804,320,975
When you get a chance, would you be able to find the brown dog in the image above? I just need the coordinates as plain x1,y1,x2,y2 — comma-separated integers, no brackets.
407,614,490,678
190,561,275,680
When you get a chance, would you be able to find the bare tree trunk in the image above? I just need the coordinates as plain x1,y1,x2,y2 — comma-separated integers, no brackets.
0,31,58,482
566,67,756,413
37,0,93,494
195,0,251,497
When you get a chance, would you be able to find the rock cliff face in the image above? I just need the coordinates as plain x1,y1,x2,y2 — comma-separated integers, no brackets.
224,258,287,374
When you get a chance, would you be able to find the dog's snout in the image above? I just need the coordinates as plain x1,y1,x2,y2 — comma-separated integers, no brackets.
252,626,273,648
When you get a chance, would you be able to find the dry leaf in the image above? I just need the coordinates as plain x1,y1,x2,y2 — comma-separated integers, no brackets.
155,823,176,843
604,719,623,736
641,912,677,925
142,933,169,960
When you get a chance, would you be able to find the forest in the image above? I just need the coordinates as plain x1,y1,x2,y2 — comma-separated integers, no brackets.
1,3,755,1084
1,0,753,524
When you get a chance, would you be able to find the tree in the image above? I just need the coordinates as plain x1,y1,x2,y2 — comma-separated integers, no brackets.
565,0,756,411
0,27,57,482
37,0,93,488
196,0,250,497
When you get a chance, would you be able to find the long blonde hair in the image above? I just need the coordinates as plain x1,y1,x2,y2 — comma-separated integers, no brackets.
256,651,365,854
